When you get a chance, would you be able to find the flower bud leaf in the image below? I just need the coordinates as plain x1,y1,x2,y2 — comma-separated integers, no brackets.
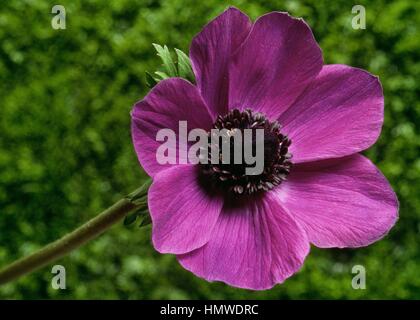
123,211,139,226
175,48,194,82
145,71,159,88
152,43,177,77
154,71,170,80
139,213,152,228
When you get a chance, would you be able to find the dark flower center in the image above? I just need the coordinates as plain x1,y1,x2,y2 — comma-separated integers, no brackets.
200,109,292,195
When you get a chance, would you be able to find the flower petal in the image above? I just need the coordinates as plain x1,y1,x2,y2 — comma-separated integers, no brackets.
276,154,398,248
190,7,252,118
131,78,213,177
229,12,323,120
279,64,384,163
177,193,309,290
149,165,223,254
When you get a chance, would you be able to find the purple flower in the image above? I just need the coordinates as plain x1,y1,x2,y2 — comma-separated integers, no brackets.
131,8,398,290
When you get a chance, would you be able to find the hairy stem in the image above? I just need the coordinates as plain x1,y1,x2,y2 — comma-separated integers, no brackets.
0,179,152,285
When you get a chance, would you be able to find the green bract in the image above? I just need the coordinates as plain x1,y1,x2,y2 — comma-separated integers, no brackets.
146,44,195,87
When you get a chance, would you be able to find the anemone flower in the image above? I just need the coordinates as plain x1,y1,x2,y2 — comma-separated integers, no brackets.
131,7,398,290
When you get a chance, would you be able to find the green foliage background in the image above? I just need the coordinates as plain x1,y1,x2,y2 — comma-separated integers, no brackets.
0,0,419,299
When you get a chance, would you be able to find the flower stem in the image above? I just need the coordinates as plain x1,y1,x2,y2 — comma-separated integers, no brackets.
0,179,152,285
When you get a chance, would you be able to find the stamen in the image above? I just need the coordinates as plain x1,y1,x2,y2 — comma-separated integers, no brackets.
200,108,292,195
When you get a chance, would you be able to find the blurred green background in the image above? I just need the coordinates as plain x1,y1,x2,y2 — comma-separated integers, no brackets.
0,0,419,299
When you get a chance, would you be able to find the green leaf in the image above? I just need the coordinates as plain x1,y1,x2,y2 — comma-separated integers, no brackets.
139,214,152,227
123,211,139,226
154,71,170,80
146,44,195,86
175,48,194,81
153,43,177,77
145,71,159,88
